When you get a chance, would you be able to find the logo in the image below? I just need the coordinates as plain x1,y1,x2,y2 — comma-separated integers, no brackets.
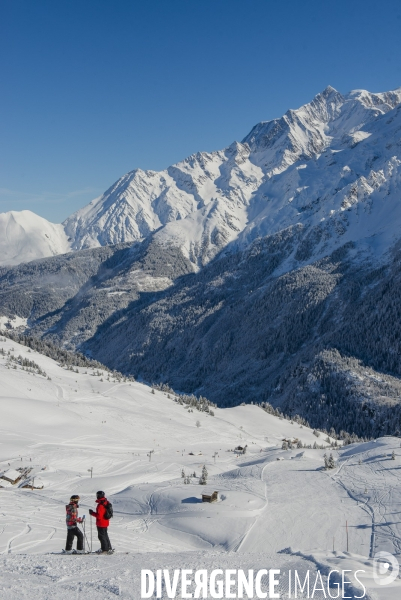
373,551,399,586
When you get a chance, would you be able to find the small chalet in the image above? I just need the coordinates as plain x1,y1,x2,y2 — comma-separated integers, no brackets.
202,490,218,503
0,469,22,485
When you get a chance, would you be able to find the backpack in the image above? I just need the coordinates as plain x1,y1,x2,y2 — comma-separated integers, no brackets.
104,501,113,520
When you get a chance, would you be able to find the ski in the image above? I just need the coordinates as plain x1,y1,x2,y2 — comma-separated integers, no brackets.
55,549,118,555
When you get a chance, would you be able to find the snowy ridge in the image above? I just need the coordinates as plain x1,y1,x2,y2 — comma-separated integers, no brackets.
64,141,265,267
64,85,401,268
2,86,401,268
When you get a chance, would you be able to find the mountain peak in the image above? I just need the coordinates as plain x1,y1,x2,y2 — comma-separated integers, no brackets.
321,84,339,95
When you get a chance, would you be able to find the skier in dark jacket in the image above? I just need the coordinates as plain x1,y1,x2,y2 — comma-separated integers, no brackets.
89,490,113,554
65,494,84,553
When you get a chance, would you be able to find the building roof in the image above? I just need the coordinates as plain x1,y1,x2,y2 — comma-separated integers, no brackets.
0,469,21,482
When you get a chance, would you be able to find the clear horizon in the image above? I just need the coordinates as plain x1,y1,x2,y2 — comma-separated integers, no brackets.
1,0,401,223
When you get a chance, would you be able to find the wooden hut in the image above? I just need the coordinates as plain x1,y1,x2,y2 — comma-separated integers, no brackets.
0,469,22,485
202,490,218,503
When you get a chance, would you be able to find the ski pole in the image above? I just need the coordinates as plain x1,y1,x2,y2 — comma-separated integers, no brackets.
81,526,90,551
83,517,86,553
78,518,90,551
90,511,93,553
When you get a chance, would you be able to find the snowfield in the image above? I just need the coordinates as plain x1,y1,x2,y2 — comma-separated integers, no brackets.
0,336,401,598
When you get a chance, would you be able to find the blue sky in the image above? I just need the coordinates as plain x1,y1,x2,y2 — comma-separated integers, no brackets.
1,0,401,222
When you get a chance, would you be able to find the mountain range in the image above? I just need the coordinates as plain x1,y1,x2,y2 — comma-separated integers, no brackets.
2,85,401,269
2,85,401,437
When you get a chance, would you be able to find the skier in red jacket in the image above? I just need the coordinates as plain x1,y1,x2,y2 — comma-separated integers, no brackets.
89,490,113,554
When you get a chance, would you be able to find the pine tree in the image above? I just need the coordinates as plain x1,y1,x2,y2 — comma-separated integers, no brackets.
392,450,396,460
328,454,335,469
199,464,208,485
282,441,288,450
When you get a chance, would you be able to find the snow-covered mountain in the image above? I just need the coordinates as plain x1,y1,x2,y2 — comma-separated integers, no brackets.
2,85,401,268
64,85,401,268
0,210,70,266
3,85,401,429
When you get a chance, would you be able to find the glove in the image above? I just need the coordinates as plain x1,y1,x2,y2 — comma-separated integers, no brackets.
89,509,95,516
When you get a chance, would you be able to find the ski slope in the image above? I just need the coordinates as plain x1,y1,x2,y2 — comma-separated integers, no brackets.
0,336,401,598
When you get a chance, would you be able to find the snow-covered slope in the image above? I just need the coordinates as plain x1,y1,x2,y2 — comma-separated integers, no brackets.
3,85,401,269
0,211,71,266
1,336,401,599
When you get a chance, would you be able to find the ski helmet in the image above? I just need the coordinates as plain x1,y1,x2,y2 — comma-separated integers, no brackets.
70,494,80,503
96,490,105,499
